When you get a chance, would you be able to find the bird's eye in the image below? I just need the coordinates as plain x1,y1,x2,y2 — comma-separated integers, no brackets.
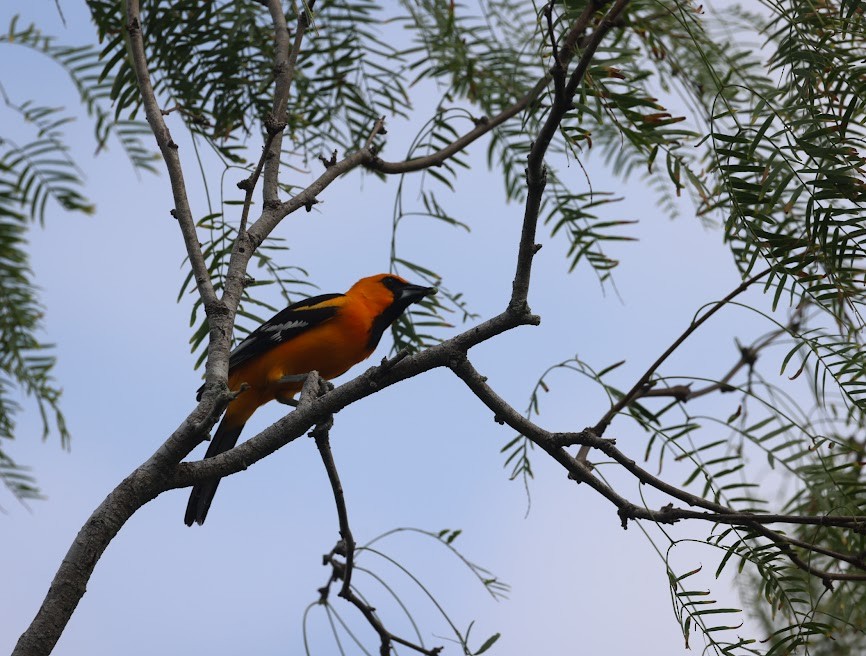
381,275,401,290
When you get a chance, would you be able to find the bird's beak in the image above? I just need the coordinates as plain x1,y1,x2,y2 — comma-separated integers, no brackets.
398,284,437,303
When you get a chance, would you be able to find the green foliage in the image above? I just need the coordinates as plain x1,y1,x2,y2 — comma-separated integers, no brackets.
0,134,71,503
514,309,866,653
83,0,459,361
0,13,158,501
666,563,754,654
2,17,157,172
481,1,866,652
698,2,866,335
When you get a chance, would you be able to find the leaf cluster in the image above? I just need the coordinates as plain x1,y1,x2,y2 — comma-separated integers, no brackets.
0,15,158,500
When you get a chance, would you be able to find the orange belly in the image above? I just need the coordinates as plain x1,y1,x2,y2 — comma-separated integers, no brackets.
224,308,373,423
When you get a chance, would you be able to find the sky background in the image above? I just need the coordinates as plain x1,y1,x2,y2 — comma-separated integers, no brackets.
1,1,786,654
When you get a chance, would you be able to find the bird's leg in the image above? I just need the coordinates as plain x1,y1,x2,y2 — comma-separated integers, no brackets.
274,372,310,406
277,373,310,384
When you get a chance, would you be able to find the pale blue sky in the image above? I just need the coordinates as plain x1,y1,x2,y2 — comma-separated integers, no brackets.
2,2,779,654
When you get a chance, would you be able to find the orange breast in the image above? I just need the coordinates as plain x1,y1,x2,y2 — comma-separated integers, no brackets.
226,299,374,416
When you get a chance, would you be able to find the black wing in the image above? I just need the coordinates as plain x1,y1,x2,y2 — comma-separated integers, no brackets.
227,293,345,371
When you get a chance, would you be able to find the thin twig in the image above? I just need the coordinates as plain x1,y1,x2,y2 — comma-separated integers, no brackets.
338,581,443,656
312,417,354,595
218,0,316,323
247,138,383,246
636,327,783,403
590,267,773,440
544,2,564,99
364,116,386,150
237,126,284,238
314,420,442,656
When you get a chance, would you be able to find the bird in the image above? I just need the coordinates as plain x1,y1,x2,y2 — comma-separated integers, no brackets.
184,273,436,526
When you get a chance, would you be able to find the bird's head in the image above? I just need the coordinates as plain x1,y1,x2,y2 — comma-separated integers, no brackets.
349,273,437,310
348,274,437,349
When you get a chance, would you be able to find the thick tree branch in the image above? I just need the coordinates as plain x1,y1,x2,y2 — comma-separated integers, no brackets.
124,0,241,412
11,394,229,656
11,478,156,656
169,306,539,488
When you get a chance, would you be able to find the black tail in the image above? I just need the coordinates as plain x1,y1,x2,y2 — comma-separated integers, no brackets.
184,419,245,526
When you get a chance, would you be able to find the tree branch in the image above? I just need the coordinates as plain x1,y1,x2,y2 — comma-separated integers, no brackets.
216,0,316,347
630,326,782,403
247,144,376,255
169,306,539,488
261,0,314,205
123,0,243,414
123,1,217,312
313,406,442,655
365,1,605,176
11,393,228,656
236,124,284,238
512,0,630,310
449,355,866,585
311,405,354,595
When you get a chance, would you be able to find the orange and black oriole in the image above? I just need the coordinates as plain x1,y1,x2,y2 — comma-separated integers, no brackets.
184,273,436,526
